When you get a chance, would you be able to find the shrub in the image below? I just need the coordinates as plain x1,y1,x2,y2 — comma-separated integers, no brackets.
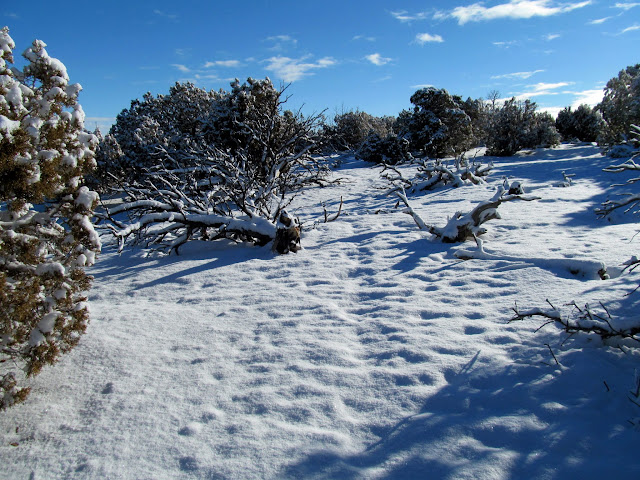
322,109,394,151
597,64,640,145
556,105,603,142
95,82,221,184
397,87,474,159
100,80,330,255
0,27,100,409
356,132,412,164
486,98,559,156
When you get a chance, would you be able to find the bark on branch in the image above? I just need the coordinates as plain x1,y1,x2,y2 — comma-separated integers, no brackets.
395,186,540,244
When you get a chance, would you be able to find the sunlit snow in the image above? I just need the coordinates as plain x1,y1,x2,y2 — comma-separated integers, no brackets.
2,144,640,479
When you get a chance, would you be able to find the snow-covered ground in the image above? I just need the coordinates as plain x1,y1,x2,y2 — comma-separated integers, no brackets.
2,144,640,479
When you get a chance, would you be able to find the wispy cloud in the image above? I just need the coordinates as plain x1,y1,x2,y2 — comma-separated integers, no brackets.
619,24,640,34
203,60,241,68
589,16,612,24
153,9,178,20
263,55,336,82
542,87,605,117
415,33,444,44
171,64,191,73
365,53,392,66
545,33,561,40
569,88,604,108
492,69,545,80
373,75,393,83
391,10,429,22
265,35,298,51
353,35,376,42
614,2,640,10
438,0,592,25
513,81,574,100
493,40,519,48
174,48,191,57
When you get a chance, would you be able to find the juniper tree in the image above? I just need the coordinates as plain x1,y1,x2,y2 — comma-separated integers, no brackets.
486,98,559,156
0,27,100,409
555,104,603,143
597,64,640,146
398,87,474,159
101,78,331,254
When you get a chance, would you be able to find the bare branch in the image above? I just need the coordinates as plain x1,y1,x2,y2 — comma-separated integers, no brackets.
396,186,539,243
510,301,640,345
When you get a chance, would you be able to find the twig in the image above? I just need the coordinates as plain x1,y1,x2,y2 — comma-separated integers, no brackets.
544,343,560,366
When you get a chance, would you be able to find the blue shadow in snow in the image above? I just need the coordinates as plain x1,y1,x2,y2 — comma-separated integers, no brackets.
280,340,640,479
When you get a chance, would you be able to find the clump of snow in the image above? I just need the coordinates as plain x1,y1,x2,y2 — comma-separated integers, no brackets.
2,144,640,479
35,262,65,277
0,115,20,137
74,186,99,210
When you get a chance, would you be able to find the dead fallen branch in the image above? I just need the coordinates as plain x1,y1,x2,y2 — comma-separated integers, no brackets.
510,300,640,345
395,186,540,244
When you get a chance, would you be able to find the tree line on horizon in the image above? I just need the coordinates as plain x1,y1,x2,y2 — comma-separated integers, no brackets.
92,63,640,185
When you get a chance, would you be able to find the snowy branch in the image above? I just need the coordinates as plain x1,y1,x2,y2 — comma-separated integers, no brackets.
384,158,493,195
395,186,540,244
99,124,333,254
510,300,640,345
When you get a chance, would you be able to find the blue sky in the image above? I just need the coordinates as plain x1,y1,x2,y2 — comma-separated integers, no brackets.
2,1,638,133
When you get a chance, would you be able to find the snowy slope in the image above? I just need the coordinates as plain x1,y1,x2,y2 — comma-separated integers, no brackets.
2,144,640,479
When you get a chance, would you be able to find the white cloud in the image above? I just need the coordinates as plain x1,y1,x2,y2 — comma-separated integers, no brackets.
620,24,640,34
267,35,296,43
569,88,604,108
492,69,545,80
415,33,444,44
411,84,435,89
539,106,563,117
194,74,221,81
513,81,574,100
545,33,561,40
443,0,592,25
265,35,298,51
614,2,640,10
493,40,519,47
391,10,429,22
542,87,605,117
353,35,376,42
171,64,191,73
263,55,336,82
203,60,241,68
532,81,572,91
365,53,392,66
373,75,393,83
589,16,612,24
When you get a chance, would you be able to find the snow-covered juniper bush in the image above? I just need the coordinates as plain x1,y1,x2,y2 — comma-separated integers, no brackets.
0,27,100,410
98,78,331,255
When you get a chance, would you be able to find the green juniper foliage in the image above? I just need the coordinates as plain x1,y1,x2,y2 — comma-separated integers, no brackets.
0,27,100,409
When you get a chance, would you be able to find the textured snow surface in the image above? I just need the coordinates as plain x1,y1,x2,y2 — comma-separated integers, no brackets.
2,144,640,479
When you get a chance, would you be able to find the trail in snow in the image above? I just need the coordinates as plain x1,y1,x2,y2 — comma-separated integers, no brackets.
1,144,640,479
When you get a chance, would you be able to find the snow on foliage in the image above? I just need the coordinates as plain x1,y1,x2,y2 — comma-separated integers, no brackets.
597,64,640,146
486,98,560,156
98,79,332,254
396,87,476,159
0,27,100,410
